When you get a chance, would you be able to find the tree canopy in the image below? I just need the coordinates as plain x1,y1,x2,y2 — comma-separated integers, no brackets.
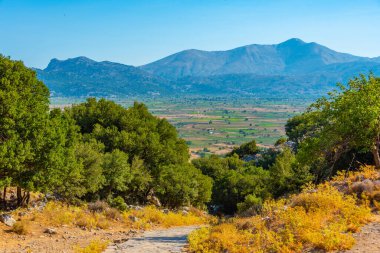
286,74,380,180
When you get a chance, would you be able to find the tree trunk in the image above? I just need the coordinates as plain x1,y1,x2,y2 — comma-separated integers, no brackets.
2,187,6,209
17,187,22,207
26,191,30,206
372,145,380,169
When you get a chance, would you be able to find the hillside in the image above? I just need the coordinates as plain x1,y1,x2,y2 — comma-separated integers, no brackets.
36,39,380,98
35,57,171,97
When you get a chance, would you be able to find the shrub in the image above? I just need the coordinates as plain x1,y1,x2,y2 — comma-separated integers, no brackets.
108,196,127,211
332,165,380,208
189,174,372,253
74,240,109,253
88,201,109,213
104,207,122,221
12,220,31,235
237,194,262,215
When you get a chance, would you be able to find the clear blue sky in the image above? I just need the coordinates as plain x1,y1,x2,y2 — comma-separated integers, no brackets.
1,0,380,69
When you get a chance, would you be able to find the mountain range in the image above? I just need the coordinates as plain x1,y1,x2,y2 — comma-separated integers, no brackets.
35,38,380,98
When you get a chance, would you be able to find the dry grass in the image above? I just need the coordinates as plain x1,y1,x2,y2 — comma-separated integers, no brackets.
11,220,31,235
25,202,212,232
73,240,109,253
123,206,214,230
189,167,375,253
332,165,380,210
35,202,112,229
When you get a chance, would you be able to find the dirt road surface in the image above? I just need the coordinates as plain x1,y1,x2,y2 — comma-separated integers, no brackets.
342,216,380,253
104,226,199,253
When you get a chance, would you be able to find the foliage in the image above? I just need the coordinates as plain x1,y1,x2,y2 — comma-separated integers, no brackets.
156,163,212,208
269,148,312,197
189,170,372,252
193,154,272,213
228,140,259,158
62,98,210,208
274,137,287,146
0,55,50,202
69,98,189,172
236,194,262,214
0,57,212,209
286,74,380,180
101,150,131,198
108,196,127,211
38,109,84,201
75,140,105,195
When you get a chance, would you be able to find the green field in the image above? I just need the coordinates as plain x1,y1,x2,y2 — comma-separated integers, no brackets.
51,96,310,157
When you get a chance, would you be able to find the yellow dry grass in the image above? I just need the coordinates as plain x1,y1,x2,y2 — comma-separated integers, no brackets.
73,240,109,253
189,167,375,253
123,206,214,230
27,202,212,232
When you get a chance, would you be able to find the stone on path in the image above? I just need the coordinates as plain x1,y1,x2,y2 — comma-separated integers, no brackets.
0,214,16,227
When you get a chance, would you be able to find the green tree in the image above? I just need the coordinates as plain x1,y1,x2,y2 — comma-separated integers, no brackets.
269,148,312,197
36,109,85,202
75,139,105,197
125,156,153,204
193,154,271,213
288,75,380,179
0,55,50,205
101,149,132,198
156,163,212,208
228,140,259,158
70,99,189,174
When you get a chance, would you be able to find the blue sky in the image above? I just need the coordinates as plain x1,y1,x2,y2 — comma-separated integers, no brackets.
1,0,380,68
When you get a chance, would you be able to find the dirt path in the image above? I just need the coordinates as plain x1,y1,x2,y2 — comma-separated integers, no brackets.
104,226,199,253
341,217,380,253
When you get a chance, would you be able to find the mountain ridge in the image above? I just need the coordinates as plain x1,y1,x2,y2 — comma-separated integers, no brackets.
140,38,374,78
35,38,380,98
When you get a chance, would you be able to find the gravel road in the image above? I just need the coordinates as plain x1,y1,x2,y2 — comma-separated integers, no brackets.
103,226,199,253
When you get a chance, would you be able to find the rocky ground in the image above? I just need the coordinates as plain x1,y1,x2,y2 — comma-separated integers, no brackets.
0,220,142,253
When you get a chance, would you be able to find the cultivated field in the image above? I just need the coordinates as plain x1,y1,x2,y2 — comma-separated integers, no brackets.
51,97,310,158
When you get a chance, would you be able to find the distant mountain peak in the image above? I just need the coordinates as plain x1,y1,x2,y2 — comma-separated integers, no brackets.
279,38,306,45
45,56,96,71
